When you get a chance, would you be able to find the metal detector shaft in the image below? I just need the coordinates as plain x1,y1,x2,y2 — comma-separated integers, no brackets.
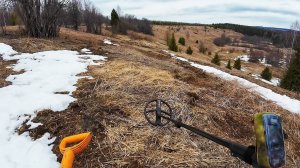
160,115,256,165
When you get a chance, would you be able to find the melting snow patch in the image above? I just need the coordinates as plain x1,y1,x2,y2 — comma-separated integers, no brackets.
103,39,119,46
0,43,106,167
163,50,300,114
235,55,250,62
252,74,281,86
81,48,93,54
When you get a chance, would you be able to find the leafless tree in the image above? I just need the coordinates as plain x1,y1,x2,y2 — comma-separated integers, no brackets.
288,21,300,64
83,1,103,34
249,48,264,63
14,0,69,37
266,49,283,67
116,5,122,16
0,0,13,34
66,0,82,30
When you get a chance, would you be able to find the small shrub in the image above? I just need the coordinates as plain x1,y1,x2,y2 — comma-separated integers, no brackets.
208,51,212,55
168,33,178,52
211,53,221,66
233,58,241,70
213,33,231,47
249,49,264,63
199,41,207,54
178,37,185,45
196,40,199,43
261,67,272,81
229,48,235,53
186,46,193,55
226,60,232,70
280,48,300,92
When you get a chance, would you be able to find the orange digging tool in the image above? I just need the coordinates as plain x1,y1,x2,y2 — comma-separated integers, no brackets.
59,132,92,168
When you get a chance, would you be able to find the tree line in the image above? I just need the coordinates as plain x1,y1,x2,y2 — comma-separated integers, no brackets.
211,23,300,49
0,0,153,37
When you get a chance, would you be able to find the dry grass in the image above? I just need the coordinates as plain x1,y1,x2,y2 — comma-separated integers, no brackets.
1,26,299,167
0,59,15,88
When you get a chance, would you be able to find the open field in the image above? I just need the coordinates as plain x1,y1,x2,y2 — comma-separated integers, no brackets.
1,25,300,167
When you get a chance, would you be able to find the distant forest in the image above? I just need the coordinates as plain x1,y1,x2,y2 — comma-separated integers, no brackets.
211,23,299,48
152,21,300,49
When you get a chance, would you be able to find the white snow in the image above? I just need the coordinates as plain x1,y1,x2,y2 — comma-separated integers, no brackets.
235,55,250,62
81,48,90,53
80,48,92,54
164,50,300,114
252,74,281,86
104,39,113,45
0,43,106,167
103,39,119,46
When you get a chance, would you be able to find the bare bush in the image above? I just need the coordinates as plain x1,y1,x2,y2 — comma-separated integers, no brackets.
198,41,207,54
213,33,231,46
249,48,264,63
14,0,68,38
118,14,152,35
266,49,283,67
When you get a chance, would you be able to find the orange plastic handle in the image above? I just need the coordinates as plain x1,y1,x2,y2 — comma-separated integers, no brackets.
59,132,92,168
60,149,75,168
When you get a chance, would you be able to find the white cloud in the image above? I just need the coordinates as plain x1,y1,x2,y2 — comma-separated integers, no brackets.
91,0,300,28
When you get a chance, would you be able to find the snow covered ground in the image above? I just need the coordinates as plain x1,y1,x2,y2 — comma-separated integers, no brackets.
235,55,272,66
235,55,250,62
0,43,106,167
252,74,281,86
164,50,300,114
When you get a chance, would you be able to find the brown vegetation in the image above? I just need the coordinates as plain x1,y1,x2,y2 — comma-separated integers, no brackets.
1,25,300,167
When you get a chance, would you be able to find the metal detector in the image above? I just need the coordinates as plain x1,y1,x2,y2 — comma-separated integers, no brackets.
144,99,286,168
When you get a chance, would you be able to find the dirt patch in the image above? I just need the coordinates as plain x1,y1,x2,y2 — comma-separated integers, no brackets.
0,59,16,88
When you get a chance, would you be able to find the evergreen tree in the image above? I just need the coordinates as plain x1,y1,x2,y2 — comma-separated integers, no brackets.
168,33,178,52
233,58,241,70
166,32,171,46
111,9,120,34
186,46,193,55
226,60,232,70
211,53,221,66
178,37,185,45
261,67,272,81
280,48,300,92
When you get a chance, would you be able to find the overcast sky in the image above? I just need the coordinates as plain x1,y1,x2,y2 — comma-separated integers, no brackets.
91,0,300,28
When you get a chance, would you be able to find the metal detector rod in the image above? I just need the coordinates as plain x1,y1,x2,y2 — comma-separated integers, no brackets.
160,115,256,165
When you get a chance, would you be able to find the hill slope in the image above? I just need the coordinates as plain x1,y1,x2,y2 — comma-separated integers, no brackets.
0,26,300,167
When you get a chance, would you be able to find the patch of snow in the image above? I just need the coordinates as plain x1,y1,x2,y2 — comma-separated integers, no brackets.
164,50,300,114
259,57,272,67
252,74,281,86
81,48,93,54
0,43,106,167
103,39,119,46
104,39,113,45
241,68,247,72
81,48,90,53
236,55,250,62
0,43,18,56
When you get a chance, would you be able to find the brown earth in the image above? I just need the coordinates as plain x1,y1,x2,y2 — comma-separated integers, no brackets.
1,26,300,167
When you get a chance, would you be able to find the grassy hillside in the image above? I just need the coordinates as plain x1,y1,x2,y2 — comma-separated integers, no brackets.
1,26,300,167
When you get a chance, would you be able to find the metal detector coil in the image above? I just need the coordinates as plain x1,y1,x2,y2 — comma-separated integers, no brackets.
144,99,286,168
144,99,174,126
